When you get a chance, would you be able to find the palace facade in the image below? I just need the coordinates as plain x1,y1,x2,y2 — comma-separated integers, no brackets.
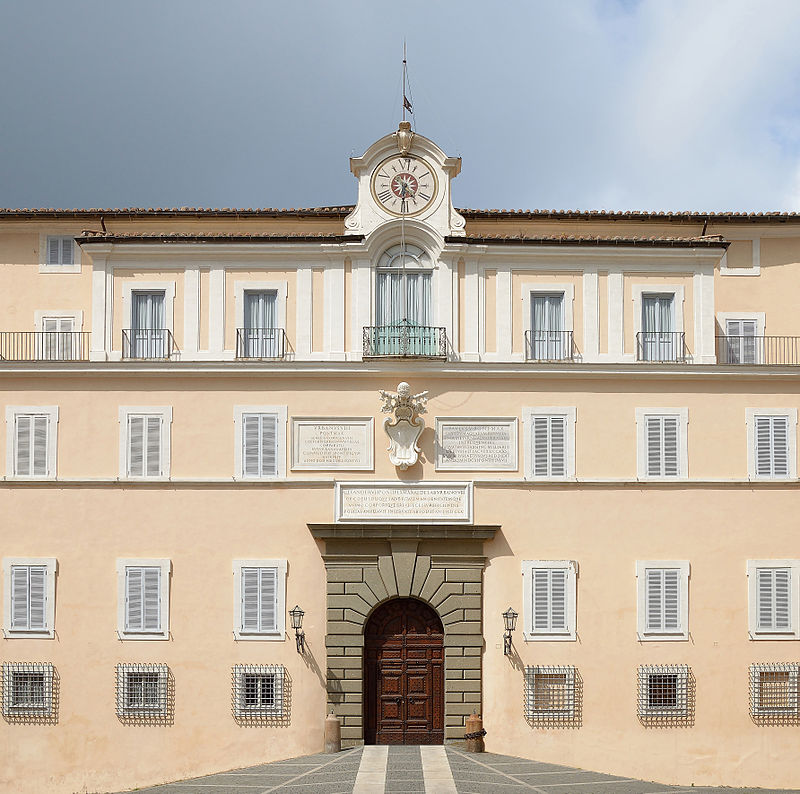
2,124,800,792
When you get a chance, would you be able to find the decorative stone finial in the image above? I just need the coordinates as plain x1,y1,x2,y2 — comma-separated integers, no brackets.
395,121,414,155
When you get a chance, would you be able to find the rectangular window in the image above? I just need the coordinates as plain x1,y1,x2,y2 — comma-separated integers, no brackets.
115,663,169,717
522,560,577,641
116,558,171,640
636,561,689,640
747,410,797,480
119,407,171,480
2,662,55,717
636,408,688,479
243,413,278,478
6,407,58,479
47,237,74,268
40,316,76,360
637,664,689,717
747,560,800,639
524,665,576,721
750,664,800,716
641,294,674,361
232,664,285,717
233,559,287,640
243,290,279,357
234,406,287,479
529,293,565,360
725,318,759,364
131,291,166,358
3,558,57,637
523,407,576,480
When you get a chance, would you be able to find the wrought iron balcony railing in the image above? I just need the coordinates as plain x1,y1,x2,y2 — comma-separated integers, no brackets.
636,331,688,363
716,335,800,365
0,331,90,362
363,321,447,359
122,329,177,360
525,330,576,362
236,328,287,359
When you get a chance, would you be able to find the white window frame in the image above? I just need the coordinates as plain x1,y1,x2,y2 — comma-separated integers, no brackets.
232,559,287,641
523,284,574,336
747,559,800,640
717,312,765,337
746,409,797,480
122,281,176,335
234,281,288,332
116,558,171,640
523,665,576,720
5,406,59,480
638,664,690,717
118,406,172,480
39,234,81,273
522,407,577,481
636,560,690,641
34,310,84,333
233,405,287,480
632,284,685,340
115,663,169,716
521,559,577,641
2,557,57,638
635,407,689,480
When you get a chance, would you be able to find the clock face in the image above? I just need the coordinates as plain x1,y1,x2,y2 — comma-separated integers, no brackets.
370,155,438,217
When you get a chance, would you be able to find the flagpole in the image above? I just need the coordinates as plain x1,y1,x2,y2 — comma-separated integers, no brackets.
401,40,407,323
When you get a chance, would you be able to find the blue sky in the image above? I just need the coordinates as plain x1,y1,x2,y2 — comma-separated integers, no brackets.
2,0,800,212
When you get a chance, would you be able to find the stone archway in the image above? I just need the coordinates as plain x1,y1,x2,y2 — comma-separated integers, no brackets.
309,524,499,747
364,598,444,744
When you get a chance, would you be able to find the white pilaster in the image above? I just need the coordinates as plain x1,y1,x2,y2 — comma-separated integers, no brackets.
183,264,200,355
89,248,111,361
694,265,716,363
295,264,313,358
324,259,345,360
436,256,453,359
350,257,371,361
608,270,624,360
463,257,480,361
208,265,225,353
582,269,599,362
496,267,512,359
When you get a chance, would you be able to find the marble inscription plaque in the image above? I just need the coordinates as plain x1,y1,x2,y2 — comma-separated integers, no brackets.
435,418,517,471
335,482,473,523
291,418,373,471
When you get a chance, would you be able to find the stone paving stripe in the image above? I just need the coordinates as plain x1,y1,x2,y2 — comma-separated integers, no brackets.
353,745,388,793
260,747,361,794
420,746,457,793
446,748,548,793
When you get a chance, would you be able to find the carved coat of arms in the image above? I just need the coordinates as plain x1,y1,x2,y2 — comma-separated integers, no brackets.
379,382,428,470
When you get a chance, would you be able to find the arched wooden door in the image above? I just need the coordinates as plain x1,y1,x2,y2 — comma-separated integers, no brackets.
364,598,444,745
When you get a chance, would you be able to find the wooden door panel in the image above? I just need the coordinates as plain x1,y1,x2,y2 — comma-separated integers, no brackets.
365,598,445,745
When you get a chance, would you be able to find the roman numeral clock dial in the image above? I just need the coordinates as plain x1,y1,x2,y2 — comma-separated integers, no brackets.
370,155,438,217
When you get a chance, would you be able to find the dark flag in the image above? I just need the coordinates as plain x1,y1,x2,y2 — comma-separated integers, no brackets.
403,95,413,113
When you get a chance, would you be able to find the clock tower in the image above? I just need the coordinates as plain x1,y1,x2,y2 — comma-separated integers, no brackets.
345,121,466,239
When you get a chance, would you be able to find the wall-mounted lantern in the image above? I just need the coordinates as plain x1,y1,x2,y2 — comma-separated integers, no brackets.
289,604,306,653
502,607,518,656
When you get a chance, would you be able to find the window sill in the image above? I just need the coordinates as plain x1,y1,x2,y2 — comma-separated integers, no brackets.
637,633,689,642
117,631,170,641
233,632,285,642
523,633,576,642
2,628,55,639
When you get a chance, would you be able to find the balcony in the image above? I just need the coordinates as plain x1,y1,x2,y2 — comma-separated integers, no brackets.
236,328,287,359
716,335,800,365
525,330,576,362
363,321,447,359
122,329,177,360
635,332,688,363
0,331,90,361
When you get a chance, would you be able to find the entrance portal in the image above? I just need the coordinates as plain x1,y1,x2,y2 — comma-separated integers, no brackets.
364,598,444,745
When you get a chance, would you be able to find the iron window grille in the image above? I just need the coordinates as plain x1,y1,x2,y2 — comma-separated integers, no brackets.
750,663,800,718
638,665,690,719
116,663,169,720
524,665,576,722
2,662,55,718
232,664,285,718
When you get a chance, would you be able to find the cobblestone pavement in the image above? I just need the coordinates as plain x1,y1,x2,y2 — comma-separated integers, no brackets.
124,746,800,794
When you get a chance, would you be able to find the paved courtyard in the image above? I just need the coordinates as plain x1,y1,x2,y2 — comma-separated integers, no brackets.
125,746,800,794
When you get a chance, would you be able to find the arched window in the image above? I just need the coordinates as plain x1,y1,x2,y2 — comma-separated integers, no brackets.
375,243,432,328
